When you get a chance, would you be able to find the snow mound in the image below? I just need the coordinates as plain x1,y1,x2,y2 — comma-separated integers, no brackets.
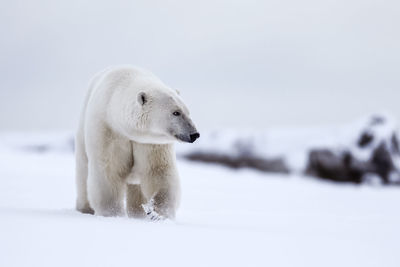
177,114,400,184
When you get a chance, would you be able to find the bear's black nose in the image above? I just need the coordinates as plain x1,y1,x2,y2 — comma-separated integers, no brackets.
189,133,200,143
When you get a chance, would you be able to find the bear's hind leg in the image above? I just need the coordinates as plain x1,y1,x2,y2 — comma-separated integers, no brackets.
126,184,147,218
75,136,94,215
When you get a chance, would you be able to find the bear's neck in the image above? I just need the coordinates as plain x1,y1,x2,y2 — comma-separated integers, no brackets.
131,141,176,172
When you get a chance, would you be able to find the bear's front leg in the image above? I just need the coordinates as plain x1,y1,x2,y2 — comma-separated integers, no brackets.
87,163,125,217
126,184,147,218
133,143,181,221
142,199,164,221
142,188,179,220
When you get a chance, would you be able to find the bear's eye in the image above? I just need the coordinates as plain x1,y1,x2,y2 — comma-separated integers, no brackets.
173,111,181,116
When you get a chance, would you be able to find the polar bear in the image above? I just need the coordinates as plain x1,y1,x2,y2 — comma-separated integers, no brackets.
75,66,199,220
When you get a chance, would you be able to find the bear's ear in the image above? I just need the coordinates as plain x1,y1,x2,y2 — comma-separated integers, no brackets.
137,92,147,105
175,89,180,95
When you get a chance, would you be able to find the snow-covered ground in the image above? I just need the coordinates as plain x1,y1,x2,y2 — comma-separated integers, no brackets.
1,133,400,267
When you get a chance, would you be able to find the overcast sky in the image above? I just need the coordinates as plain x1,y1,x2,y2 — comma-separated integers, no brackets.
1,0,399,131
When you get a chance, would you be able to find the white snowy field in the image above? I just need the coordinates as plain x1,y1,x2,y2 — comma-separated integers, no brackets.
1,133,400,267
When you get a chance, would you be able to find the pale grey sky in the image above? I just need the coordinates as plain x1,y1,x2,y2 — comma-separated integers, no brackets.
0,0,399,131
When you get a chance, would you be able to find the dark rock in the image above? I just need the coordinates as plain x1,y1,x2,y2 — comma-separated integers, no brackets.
305,149,366,184
22,144,49,153
358,131,374,147
184,152,290,174
391,134,399,154
306,141,399,185
305,114,400,185
369,115,385,126
370,142,395,184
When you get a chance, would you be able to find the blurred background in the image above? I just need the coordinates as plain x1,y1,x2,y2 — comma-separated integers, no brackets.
1,1,400,266
1,0,399,131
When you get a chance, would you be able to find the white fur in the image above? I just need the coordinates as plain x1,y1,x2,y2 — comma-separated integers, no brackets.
75,66,196,219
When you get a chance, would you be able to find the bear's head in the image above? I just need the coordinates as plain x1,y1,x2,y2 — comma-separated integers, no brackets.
135,89,200,144
109,75,199,145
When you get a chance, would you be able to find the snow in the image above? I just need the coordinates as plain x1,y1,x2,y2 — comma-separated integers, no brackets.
1,133,400,267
